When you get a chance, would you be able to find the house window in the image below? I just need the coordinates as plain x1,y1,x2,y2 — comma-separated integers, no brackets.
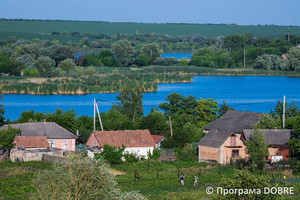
232,150,239,158
230,136,236,146
49,141,55,150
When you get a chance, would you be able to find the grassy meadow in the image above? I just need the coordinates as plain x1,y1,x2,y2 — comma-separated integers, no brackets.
1,159,299,200
1,19,299,42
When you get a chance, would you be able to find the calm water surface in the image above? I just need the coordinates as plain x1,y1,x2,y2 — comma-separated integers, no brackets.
3,75,300,120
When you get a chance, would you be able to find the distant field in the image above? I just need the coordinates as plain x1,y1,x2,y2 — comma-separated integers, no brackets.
0,19,300,42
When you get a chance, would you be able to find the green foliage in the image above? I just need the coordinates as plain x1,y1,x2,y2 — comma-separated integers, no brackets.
138,109,169,135
34,56,55,77
49,44,74,66
179,57,189,66
175,145,198,161
23,67,39,77
31,158,145,200
147,148,160,160
224,34,247,51
141,42,162,63
113,88,144,122
112,40,134,67
59,58,76,71
215,170,280,200
95,145,126,165
0,125,21,150
123,152,139,163
102,109,136,131
219,100,234,117
134,53,151,66
245,129,268,170
154,57,179,66
0,53,23,75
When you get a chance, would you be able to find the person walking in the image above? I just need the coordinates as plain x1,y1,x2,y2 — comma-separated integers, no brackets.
194,175,198,186
179,173,185,186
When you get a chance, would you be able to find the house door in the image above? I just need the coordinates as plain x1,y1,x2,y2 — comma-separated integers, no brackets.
62,141,68,150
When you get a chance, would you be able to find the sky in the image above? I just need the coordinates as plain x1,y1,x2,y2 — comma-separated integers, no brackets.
0,0,299,26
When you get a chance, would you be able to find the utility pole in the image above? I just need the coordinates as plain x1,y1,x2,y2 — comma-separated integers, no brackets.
95,101,104,131
169,117,173,137
243,46,246,68
283,96,286,128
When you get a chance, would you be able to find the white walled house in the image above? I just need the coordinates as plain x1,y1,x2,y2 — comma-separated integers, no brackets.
85,130,156,159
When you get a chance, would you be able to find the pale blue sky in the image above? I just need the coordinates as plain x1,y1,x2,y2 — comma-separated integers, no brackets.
0,0,299,26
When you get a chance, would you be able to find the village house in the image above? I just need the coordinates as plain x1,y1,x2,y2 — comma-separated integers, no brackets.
1,122,77,151
151,135,166,150
13,136,50,150
242,129,292,161
198,110,263,164
86,130,156,159
198,110,293,164
9,136,53,162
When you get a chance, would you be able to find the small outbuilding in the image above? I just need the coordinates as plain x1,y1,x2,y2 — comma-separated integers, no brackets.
86,130,156,159
151,135,166,150
242,129,292,161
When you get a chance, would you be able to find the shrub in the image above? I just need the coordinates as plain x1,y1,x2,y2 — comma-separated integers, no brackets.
95,144,125,164
147,148,160,160
31,158,145,200
23,68,39,77
123,152,138,163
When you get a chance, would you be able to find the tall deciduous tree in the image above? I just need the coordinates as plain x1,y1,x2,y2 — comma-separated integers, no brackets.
141,42,162,63
0,126,20,150
34,56,55,77
49,44,74,66
138,109,169,135
112,40,134,67
112,88,143,122
245,129,268,170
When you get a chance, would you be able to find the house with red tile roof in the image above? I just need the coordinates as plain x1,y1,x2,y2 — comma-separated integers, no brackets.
151,135,166,150
86,130,156,159
13,136,50,150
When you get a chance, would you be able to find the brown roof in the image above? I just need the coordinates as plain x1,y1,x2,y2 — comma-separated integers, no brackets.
90,130,156,147
13,136,50,149
151,135,165,143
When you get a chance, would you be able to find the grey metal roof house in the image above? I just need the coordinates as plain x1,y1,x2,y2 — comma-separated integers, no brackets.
202,110,263,134
242,129,292,146
1,122,77,139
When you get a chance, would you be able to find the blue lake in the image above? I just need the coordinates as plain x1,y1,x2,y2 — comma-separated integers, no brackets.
2,75,300,120
161,53,192,59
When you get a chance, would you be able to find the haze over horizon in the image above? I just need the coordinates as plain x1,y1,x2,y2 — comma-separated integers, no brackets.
0,0,299,26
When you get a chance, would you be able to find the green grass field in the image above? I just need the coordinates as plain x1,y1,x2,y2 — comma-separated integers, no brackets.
0,19,300,42
1,159,300,200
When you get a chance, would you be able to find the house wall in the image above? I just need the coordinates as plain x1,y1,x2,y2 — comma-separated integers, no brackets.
198,145,219,163
124,147,154,159
47,139,75,151
9,149,62,162
221,136,248,164
268,147,289,160
87,147,154,160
